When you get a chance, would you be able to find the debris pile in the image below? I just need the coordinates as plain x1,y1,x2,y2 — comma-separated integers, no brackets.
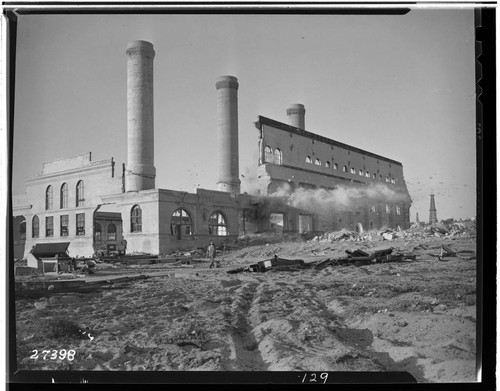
312,247,417,269
310,221,476,243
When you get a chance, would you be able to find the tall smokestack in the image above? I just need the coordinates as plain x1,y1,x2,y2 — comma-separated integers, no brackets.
429,194,438,225
215,75,240,194
286,103,305,130
125,40,156,192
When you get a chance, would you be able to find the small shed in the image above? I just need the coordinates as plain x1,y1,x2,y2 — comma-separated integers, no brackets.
26,242,72,274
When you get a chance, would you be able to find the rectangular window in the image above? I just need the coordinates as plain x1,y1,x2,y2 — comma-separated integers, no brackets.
76,213,85,235
370,205,376,213
46,216,54,237
60,215,69,237
396,206,401,215
385,204,391,214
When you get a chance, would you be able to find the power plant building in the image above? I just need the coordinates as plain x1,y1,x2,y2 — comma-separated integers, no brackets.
11,40,412,259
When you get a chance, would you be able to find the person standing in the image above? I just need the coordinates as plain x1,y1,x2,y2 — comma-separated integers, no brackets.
207,241,219,268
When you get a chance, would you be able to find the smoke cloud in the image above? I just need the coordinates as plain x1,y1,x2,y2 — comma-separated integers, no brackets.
270,183,409,214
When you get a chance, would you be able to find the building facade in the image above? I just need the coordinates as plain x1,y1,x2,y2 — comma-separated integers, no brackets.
11,40,412,260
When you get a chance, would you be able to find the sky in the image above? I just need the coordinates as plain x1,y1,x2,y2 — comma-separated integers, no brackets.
10,8,477,221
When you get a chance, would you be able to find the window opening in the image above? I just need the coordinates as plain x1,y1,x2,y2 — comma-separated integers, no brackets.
46,216,54,237
108,223,117,240
76,180,85,207
45,186,53,210
60,183,68,209
60,215,69,237
209,211,228,236
32,215,39,238
76,213,85,235
171,208,192,238
131,205,142,232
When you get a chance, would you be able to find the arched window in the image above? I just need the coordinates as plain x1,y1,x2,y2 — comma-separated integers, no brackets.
385,176,390,183
20,221,26,240
372,173,376,179
32,215,39,238
209,211,228,236
315,158,321,166
350,168,355,174
342,165,347,172
171,208,192,238
325,161,331,168
391,178,396,184
76,180,85,207
95,223,102,241
358,169,363,176
108,223,117,241
365,171,370,178
60,183,68,209
131,205,142,232
379,174,383,180
273,149,282,165
305,156,312,164
264,146,273,163
45,186,53,210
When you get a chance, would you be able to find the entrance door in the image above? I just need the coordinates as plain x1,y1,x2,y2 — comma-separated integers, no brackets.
298,214,312,233
270,213,284,234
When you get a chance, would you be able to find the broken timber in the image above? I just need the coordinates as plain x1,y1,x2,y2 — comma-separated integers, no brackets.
227,248,417,274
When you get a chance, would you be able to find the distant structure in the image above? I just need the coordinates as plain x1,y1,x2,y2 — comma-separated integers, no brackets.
254,106,412,232
429,194,438,224
11,40,413,259
416,212,420,223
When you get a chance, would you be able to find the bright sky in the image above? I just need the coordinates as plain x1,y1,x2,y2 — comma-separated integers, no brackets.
11,9,476,221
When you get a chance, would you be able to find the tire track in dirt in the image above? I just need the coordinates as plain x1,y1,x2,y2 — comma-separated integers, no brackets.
222,279,268,370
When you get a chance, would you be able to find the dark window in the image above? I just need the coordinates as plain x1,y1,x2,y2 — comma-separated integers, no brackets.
20,221,26,240
273,149,282,165
171,208,192,238
95,223,102,241
46,216,54,237
108,223,117,240
131,205,142,232
76,213,85,235
343,165,347,172
76,180,85,207
325,161,331,168
32,215,39,238
45,186,53,210
208,211,228,236
60,183,68,209
60,215,69,236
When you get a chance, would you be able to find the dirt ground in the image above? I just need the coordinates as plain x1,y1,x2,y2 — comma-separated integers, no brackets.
14,235,477,383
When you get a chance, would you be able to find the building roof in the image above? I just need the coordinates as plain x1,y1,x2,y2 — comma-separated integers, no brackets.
255,115,402,166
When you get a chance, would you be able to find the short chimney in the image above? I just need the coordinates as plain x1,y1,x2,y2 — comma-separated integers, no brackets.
286,103,305,130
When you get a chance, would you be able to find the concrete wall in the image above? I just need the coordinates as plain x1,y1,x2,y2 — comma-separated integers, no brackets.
13,154,123,258
255,116,412,231
102,188,242,255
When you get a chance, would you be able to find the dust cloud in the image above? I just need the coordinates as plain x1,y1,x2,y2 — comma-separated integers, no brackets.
271,183,409,213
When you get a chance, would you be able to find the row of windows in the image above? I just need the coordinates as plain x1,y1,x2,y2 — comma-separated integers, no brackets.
45,181,85,210
305,158,397,183
95,223,117,241
264,146,283,165
131,206,228,237
263,145,397,184
31,213,86,238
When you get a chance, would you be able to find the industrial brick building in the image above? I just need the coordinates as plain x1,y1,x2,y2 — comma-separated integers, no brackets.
11,40,412,259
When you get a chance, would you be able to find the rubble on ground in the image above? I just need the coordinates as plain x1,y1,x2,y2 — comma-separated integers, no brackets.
310,220,476,243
